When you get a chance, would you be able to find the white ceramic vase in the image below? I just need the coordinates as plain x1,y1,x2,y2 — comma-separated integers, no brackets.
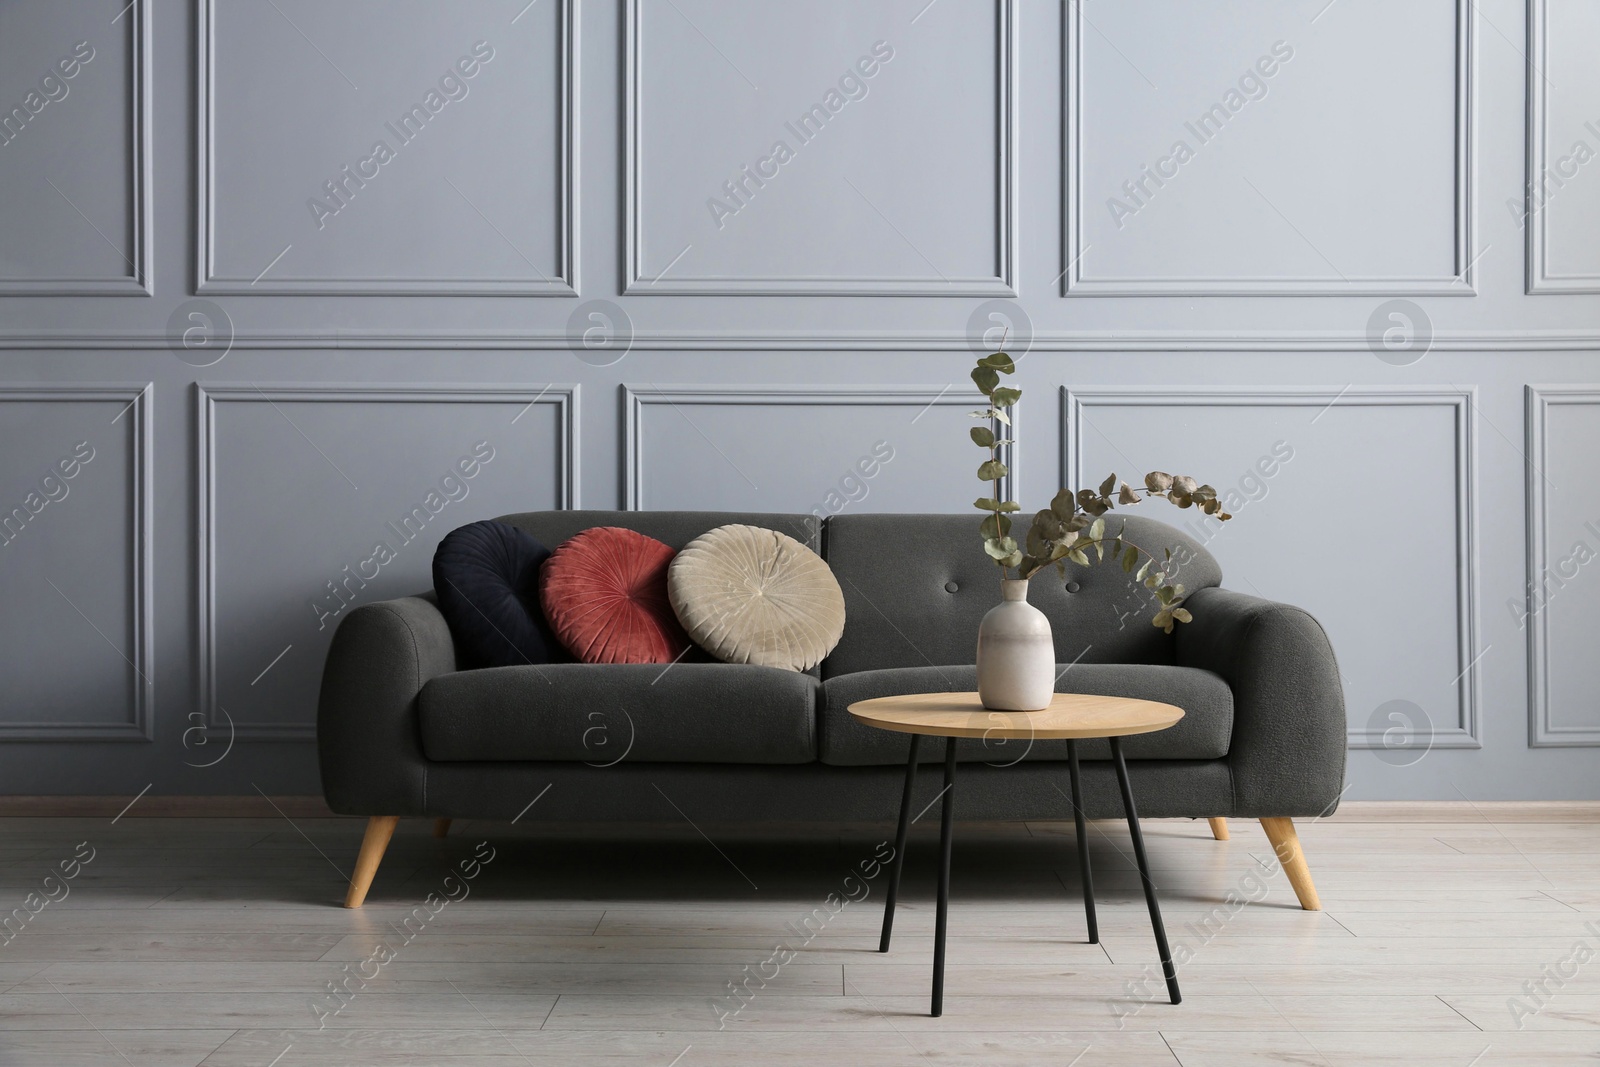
976,579,1055,711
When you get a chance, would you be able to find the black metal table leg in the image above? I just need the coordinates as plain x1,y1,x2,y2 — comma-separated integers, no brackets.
1110,736,1181,1004
1066,739,1098,944
878,734,921,952
931,736,958,1017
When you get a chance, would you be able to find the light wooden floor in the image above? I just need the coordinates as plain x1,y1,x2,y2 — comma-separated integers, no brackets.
1,810,1598,1065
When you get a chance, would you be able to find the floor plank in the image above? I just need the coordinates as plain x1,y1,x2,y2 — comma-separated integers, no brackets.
0,813,1595,1065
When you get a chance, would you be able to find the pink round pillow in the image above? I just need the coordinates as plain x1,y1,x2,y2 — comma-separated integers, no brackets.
540,527,692,664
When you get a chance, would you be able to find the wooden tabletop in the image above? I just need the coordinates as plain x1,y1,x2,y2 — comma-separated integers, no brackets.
847,691,1184,740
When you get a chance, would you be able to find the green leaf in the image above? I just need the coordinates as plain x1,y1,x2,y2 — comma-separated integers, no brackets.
980,351,1016,374
1050,488,1077,521
976,459,1008,481
1025,523,1048,557
1098,472,1117,497
980,513,1010,540
1032,511,1064,541
1172,607,1193,624
970,426,995,448
971,366,999,395
1135,559,1151,581
984,536,1019,560
973,497,1000,511
1089,516,1106,542
1000,549,1024,569
996,500,1022,513
1067,548,1090,566
1144,471,1173,492
1121,544,1139,572
991,409,1010,426
990,386,1022,408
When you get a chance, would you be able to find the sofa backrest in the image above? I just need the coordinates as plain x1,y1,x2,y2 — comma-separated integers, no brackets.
489,510,1221,678
820,513,1222,677
493,510,819,552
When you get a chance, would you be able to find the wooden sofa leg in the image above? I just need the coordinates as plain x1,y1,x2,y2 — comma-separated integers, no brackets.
344,816,399,908
1207,817,1229,841
1259,817,1321,911
433,818,452,839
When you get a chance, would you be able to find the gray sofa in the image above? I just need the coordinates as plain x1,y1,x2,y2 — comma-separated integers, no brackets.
319,510,1346,909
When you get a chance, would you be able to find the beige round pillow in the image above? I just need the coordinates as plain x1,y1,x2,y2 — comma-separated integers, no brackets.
668,524,846,672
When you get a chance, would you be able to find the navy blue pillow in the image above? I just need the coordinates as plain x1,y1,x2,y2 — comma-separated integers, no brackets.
432,521,558,669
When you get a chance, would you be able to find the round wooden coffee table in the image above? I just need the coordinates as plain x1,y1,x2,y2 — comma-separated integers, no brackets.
849,691,1185,1017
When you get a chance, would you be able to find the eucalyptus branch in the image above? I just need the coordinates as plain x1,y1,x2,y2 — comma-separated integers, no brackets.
963,349,1233,630
969,333,1023,579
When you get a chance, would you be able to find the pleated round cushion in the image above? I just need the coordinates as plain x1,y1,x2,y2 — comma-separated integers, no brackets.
540,527,692,664
432,520,558,669
668,524,846,672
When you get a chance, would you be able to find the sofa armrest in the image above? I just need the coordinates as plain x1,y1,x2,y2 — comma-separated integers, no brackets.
1174,587,1347,818
317,594,456,816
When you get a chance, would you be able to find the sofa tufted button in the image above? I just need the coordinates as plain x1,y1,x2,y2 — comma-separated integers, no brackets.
944,581,959,593
1065,581,1081,593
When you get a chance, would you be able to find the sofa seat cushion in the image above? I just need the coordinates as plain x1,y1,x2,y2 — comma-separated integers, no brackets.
420,662,819,763
818,664,1232,766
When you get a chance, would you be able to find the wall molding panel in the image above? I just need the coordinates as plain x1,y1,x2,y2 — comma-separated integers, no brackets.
195,0,579,296
1526,0,1600,294
1524,386,1600,745
1064,386,1481,750
623,384,1011,509
1063,0,1476,297
195,383,578,738
7,331,1600,352
623,0,1019,296
0,383,153,740
0,2,153,296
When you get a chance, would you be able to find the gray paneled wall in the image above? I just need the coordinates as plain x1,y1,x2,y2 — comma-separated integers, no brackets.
0,0,1597,800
